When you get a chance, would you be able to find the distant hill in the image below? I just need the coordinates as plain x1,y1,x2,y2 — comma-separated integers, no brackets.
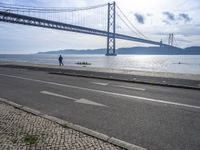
117,46,200,55
184,46,200,54
38,49,105,54
37,46,200,55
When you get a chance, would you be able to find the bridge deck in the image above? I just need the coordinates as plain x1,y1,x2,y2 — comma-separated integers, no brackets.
0,11,168,47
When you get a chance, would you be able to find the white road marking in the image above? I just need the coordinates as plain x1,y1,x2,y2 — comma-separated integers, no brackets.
75,98,107,106
113,85,145,91
92,81,145,91
41,91,77,101
40,91,107,107
1,73,200,110
92,82,108,86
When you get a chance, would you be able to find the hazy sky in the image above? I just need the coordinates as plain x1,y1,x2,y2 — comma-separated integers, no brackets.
0,0,200,54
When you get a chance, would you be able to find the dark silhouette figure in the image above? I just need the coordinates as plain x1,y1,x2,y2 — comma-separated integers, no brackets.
58,55,64,66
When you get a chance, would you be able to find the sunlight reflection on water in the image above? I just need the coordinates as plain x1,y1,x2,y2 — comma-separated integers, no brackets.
0,54,200,74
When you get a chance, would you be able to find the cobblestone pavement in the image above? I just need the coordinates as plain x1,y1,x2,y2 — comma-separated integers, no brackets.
0,102,123,150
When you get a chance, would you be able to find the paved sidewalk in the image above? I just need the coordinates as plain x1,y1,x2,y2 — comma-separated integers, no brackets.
0,102,122,150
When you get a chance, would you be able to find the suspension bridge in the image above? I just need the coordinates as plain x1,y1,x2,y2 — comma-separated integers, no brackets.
0,2,173,55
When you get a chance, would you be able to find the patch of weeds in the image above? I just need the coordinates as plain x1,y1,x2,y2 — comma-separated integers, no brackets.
61,124,69,129
11,138,17,144
23,134,38,145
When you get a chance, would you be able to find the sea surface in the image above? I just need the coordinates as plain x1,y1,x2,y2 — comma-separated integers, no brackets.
0,54,200,75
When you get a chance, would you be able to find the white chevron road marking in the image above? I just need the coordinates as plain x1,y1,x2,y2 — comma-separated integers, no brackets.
40,91,107,107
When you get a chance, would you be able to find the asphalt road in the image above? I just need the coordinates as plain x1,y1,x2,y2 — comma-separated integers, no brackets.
0,67,199,150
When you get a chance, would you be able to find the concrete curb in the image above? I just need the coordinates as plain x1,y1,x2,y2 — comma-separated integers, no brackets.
50,72,200,91
0,64,199,90
0,97,147,150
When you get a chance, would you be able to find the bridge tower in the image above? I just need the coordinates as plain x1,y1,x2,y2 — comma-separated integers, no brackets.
168,33,174,46
106,2,116,56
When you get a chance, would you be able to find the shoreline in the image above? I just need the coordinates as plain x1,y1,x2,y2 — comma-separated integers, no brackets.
0,54,200,75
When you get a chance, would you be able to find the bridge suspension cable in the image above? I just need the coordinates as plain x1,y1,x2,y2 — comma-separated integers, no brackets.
0,1,170,56
116,4,148,39
0,2,108,30
0,2,107,13
0,2,148,39
116,13,143,39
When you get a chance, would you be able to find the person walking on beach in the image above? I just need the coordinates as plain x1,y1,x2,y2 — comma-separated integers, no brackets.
58,55,64,66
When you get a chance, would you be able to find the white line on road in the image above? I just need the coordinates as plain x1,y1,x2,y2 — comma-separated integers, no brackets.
1,73,200,110
92,82,108,86
112,85,146,91
40,91,107,107
41,91,77,101
92,81,145,91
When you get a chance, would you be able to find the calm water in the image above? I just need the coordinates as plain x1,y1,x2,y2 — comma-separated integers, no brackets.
0,54,200,75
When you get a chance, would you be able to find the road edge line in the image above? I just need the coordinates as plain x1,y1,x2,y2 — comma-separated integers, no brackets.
0,97,147,150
